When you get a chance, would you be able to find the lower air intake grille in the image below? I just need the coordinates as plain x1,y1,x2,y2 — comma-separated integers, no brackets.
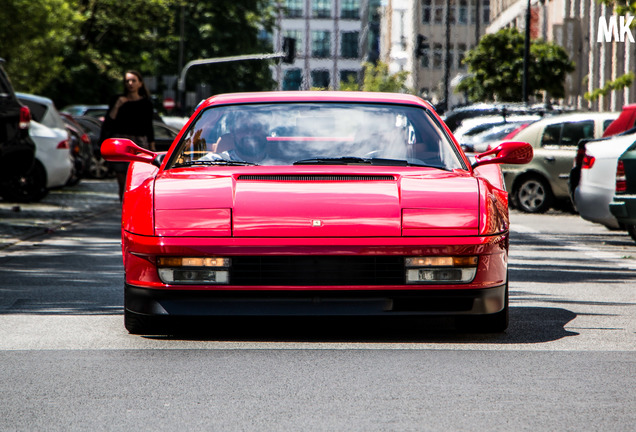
230,256,405,286
238,175,395,181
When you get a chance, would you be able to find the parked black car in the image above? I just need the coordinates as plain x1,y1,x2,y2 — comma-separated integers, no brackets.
0,59,35,182
153,120,179,152
61,112,93,184
610,141,636,242
73,115,112,179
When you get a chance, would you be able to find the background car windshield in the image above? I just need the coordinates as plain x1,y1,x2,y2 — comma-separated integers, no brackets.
168,103,464,169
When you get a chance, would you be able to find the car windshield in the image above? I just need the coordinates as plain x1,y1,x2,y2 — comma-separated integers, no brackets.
167,102,465,170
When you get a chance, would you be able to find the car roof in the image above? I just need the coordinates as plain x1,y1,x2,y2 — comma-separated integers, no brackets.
200,91,431,109
527,112,618,125
16,92,55,106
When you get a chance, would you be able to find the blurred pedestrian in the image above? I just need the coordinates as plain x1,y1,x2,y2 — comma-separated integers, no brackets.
100,70,155,201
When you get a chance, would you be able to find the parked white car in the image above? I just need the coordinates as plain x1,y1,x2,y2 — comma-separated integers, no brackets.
0,119,73,202
463,121,534,153
453,115,541,149
572,131,636,229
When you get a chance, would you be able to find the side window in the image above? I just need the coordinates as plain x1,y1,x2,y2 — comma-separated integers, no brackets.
541,124,561,146
561,121,594,146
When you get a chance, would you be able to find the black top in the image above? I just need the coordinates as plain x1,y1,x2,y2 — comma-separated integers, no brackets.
106,97,154,143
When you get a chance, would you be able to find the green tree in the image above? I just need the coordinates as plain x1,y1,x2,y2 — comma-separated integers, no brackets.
0,0,82,95
340,62,411,93
457,28,575,102
0,0,276,108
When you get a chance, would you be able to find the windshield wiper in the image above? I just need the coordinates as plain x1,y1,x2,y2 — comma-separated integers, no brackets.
173,159,259,168
293,157,436,167
294,156,371,165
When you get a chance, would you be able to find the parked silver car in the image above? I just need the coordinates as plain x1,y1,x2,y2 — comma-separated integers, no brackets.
502,112,618,213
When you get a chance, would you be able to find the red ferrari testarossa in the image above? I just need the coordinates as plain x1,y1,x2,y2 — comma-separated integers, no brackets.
102,91,532,334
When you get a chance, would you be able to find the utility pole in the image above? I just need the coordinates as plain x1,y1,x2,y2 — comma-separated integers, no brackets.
443,0,451,112
177,44,295,111
522,0,531,103
177,4,185,114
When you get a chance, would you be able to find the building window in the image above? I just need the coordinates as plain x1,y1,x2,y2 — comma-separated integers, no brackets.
341,31,359,58
312,0,332,18
434,2,444,23
457,43,467,69
284,30,303,56
482,0,490,24
311,69,330,88
422,0,432,24
433,43,443,68
312,31,331,58
341,0,359,19
420,43,430,68
449,3,456,23
283,68,302,90
458,0,468,24
284,0,303,18
340,70,358,86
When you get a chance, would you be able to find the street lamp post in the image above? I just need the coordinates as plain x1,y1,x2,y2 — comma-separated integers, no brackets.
522,0,531,103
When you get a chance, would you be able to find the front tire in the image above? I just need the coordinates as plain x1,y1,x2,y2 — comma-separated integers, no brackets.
514,175,553,213
124,309,164,335
457,284,509,333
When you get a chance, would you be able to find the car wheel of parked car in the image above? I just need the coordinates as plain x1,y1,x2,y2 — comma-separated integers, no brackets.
514,175,553,213
626,225,636,243
88,154,111,179
0,161,48,203
457,283,509,333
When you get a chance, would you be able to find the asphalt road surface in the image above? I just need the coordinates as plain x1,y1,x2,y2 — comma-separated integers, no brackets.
0,180,634,431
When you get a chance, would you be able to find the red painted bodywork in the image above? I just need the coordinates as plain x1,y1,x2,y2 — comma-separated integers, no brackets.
103,92,532,317
604,104,636,137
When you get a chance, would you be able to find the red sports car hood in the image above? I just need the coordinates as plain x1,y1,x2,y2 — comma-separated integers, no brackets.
153,169,479,237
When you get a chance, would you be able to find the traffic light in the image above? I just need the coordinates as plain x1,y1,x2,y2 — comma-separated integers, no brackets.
415,34,427,57
283,37,296,64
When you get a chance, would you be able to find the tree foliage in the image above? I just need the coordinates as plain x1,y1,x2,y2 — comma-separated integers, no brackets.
0,0,276,108
0,0,82,95
457,28,575,102
340,62,411,93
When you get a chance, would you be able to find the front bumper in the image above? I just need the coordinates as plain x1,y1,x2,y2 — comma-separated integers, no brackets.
610,196,636,225
125,283,508,317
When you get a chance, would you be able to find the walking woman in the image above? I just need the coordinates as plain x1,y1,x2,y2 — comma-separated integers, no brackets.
101,70,155,201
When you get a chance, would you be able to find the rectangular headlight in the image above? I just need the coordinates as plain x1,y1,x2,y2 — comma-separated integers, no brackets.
157,256,231,284
405,256,477,284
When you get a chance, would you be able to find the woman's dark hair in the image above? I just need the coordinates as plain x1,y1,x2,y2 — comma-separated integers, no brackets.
123,70,150,98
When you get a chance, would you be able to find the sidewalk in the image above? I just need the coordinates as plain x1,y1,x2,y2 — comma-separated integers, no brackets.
0,179,120,250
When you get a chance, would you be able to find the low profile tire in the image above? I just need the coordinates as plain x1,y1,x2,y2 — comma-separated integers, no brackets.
626,225,636,243
0,161,48,203
124,309,172,335
514,175,553,213
457,284,509,333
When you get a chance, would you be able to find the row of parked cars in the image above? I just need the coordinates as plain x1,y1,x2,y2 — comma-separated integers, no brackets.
0,60,181,203
445,102,636,243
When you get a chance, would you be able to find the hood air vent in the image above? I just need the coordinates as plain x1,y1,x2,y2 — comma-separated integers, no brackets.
238,174,395,182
